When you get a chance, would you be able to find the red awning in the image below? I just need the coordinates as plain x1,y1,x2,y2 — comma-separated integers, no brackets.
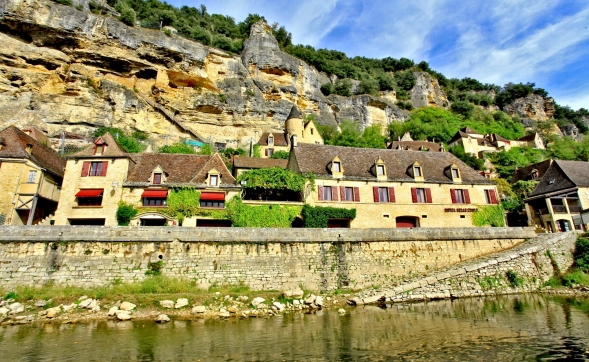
75,189,104,198
200,192,225,201
142,190,168,198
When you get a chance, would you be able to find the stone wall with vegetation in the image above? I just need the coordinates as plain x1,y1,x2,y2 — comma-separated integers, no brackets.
0,226,535,291
352,232,577,305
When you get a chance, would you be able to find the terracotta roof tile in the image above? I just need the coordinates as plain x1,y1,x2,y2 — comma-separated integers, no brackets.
511,159,552,183
125,153,236,186
389,141,443,152
528,160,589,197
290,143,493,184
69,133,127,158
516,133,538,142
257,132,288,146
0,126,65,177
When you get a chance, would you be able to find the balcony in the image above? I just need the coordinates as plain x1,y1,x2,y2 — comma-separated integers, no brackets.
552,205,568,214
569,206,582,214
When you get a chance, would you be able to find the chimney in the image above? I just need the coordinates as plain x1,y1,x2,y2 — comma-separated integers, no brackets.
25,143,33,154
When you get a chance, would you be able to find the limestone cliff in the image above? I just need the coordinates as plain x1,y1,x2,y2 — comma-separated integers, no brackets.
0,0,418,147
410,71,448,108
503,94,555,123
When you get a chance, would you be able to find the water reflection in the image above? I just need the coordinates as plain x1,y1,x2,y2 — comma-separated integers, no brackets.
0,295,588,361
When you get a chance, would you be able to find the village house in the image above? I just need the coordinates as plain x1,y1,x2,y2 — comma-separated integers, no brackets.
287,141,500,228
232,156,287,178
524,160,589,232
0,126,65,225
257,106,323,158
448,127,545,158
387,132,445,152
511,159,553,184
53,133,239,226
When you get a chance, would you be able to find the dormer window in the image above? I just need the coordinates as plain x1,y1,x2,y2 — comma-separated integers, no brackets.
530,170,539,179
548,179,555,185
377,165,385,175
329,157,344,178
207,169,221,187
409,162,424,181
210,175,218,186
150,166,166,185
153,173,162,185
371,157,387,180
268,135,274,145
94,137,106,155
414,166,422,177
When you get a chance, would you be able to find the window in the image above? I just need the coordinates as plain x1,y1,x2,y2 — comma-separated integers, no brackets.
266,148,274,157
78,196,102,206
311,128,314,135
89,162,102,176
378,187,389,202
344,187,354,201
153,173,162,185
414,167,422,177
94,144,105,155
377,165,385,176
210,175,218,186
200,192,225,208
26,170,37,183
484,189,498,204
333,162,341,173
530,170,539,179
548,179,555,184
143,198,167,207
199,200,224,208
323,186,332,201
451,169,460,178
268,136,274,144
411,188,432,203
451,189,470,204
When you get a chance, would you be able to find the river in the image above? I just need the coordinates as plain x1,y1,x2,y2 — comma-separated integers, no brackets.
1,295,588,361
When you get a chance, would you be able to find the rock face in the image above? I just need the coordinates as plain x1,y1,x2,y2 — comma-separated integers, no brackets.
0,0,417,148
560,124,580,140
503,94,555,122
411,72,449,108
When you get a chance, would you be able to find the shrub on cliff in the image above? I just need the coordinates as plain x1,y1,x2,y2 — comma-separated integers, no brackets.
574,237,589,272
159,143,196,154
119,7,136,27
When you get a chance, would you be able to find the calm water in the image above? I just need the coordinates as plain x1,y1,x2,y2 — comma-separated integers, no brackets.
1,295,589,361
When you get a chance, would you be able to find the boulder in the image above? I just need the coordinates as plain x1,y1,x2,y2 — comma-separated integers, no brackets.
155,314,170,323
78,298,93,308
304,295,316,305
9,302,24,314
34,300,47,308
251,297,265,307
228,306,239,314
62,304,75,312
272,302,285,312
107,306,119,316
315,296,324,307
78,296,88,301
191,306,206,314
0,306,10,315
46,306,61,318
116,311,132,321
174,298,189,309
86,299,98,309
119,302,136,311
159,300,174,309
282,289,304,299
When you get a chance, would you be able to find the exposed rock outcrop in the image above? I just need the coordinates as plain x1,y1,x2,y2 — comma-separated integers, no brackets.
410,72,448,108
503,94,555,122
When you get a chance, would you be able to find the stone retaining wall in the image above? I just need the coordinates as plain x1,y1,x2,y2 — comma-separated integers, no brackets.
353,232,577,305
0,226,537,291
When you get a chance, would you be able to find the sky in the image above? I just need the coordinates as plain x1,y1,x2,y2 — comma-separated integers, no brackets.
167,0,589,110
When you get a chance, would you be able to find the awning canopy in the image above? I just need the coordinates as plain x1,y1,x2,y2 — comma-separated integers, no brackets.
75,189,104,198
142,190,168,198
200,192,225,201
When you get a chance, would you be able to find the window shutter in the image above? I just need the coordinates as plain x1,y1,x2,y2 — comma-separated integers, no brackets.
450,189,457,203
411,188,417,203
332,186,338,201
353,187,360,202
340,186,345,201
490,189,498,204
373,186,379,202
265,148,269,156
81,161,90,177
100,161,109,176
425,188,433,203
388,187,395,203
464,189,471,204
318,186,324,201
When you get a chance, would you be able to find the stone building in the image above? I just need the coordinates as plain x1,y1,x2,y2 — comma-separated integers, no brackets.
232,156,287,178
511,159,552,184
448,127,545,158
388,132,445,152
257,106,324,158
524,160,589,232
53,133,239,226
0,126,65,225
287,142,500,228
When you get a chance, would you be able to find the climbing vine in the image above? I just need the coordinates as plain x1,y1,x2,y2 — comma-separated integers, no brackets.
302,205,356,228
472,205,505,227
116,201,138,226
225,197,302,228
236,168,312,192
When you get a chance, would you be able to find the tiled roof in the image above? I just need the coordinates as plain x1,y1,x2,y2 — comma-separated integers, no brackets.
389,141,443,152
257,132,288,146
492,134,510,142
0,126,65,177
125,153,236,186
448,131,470,145
516,133,538,142
69,133,127,158
528,160,589,198
461,126,480,135
21,127,50,145
511,159,552,183
290,143,493,184
287,105,301,119
233,156,288,169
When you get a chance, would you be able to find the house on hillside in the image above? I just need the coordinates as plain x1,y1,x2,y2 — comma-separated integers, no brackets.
524,160,589,232
287,141,500,228
0,126,65,225
53,133,239,226
448,127,545,158
257,105,323,158
387,132,445,152
511,159,552,183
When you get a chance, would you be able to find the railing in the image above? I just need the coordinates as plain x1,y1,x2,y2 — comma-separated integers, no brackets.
569,206,582,213
552,205,568,214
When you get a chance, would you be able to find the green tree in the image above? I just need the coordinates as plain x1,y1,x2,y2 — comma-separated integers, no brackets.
451,100,474,119
159,143,196,154
119,7,136,27
270,150,290,159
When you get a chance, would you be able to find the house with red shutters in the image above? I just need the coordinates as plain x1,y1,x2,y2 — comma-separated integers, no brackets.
287,142,500,228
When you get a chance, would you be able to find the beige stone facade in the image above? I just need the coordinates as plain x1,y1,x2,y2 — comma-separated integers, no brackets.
448,127,545,159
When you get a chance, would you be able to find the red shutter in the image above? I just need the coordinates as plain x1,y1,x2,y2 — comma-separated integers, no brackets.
265,148,269,156
332,186,338,201
490,189,498,204
411,188,417,203
425,188,432,203
450,189,457,203
318,186,324,201
81,161,90,177
388,187,395,203
353,187,360,202
464,189,471,204
340,186,346,201
373,186,379,202
100,161,108,176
